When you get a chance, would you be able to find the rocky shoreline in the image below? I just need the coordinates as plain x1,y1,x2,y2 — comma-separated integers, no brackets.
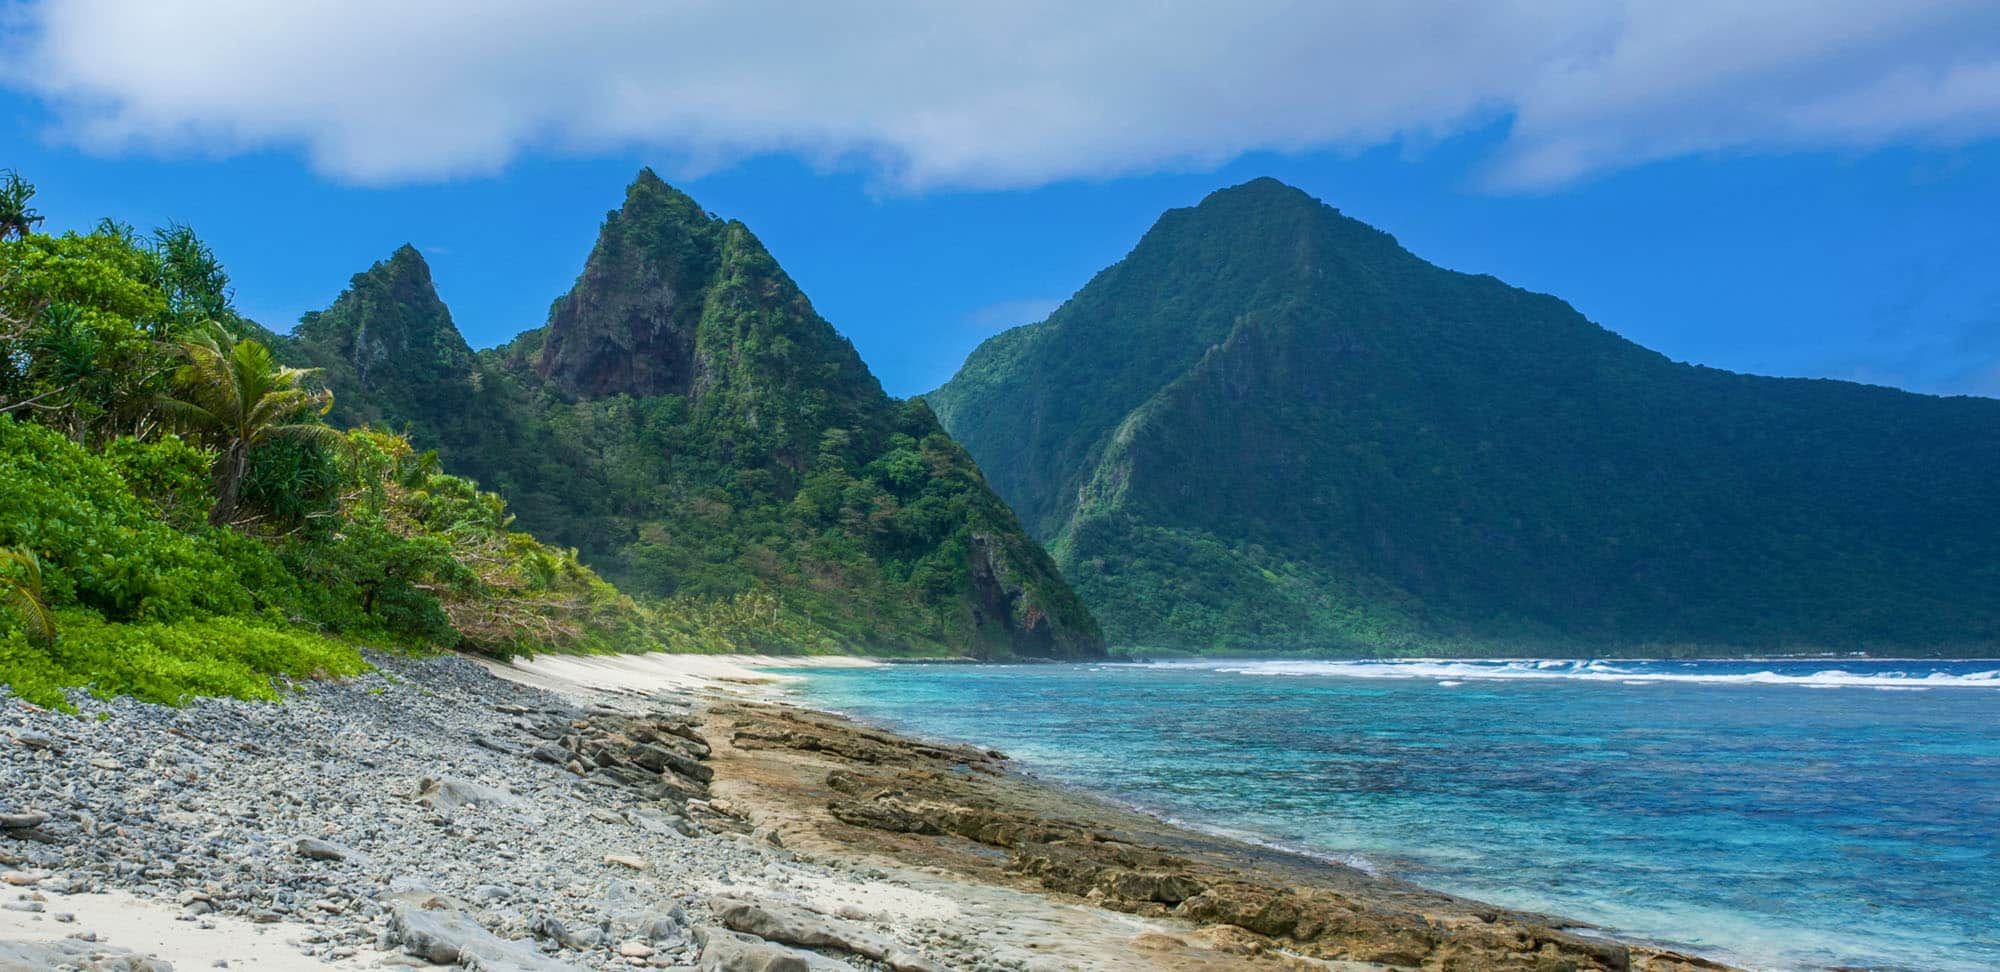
3,653,1740,971
1,654,978,970
700,700,1739,972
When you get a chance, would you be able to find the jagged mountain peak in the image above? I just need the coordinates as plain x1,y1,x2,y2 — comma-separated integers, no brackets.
285,243,475,429
533,171,735,398
294,244,467,363
386,241,428,267
283,173,1104,660
535,168,857,411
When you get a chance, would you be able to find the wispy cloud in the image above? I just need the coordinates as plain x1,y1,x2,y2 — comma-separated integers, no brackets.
4,2,1998,190
962,297,1061,336
1824,314,2000,397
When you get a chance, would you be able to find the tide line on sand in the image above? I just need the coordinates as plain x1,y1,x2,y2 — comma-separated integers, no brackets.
474,651,879,701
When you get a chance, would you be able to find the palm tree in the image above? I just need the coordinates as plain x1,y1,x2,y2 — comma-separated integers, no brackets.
0,547,55,646
159,330,340,525
0,171,43,241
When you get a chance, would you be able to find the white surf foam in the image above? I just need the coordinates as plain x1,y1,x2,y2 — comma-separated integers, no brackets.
1118,659,2000,689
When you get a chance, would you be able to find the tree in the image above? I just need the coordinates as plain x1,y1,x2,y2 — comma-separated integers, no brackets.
159,330,340,525
0,547,55,646
0,171,43,241
151,223,233,334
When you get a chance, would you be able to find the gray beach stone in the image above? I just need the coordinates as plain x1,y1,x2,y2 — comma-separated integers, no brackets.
710,896,942,971
0,938,172,971
693,926,850,972
387,898,576,970
0,653,945,972
414,776,522,813
0,812,47,830
291,836,362,863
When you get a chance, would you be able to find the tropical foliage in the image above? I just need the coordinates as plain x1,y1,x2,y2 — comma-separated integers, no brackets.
0,170,42,241
0,547,53,646
0,171,671,706
159,329,341,524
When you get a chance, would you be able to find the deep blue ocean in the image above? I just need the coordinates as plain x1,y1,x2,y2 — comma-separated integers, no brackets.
779,658,2000,972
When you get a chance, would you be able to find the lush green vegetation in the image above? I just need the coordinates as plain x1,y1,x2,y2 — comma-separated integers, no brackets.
0,172,682,706
932,177,2000,656
283,171,1100,659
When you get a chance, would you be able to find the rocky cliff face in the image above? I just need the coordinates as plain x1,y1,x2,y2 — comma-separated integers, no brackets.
289,171,1101,659
536,176,720,399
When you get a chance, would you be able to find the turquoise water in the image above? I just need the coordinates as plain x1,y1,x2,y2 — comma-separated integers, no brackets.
780,659,2000,971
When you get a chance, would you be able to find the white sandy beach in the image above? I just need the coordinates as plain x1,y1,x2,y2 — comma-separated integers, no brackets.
473,651,879,701
0,887,374,969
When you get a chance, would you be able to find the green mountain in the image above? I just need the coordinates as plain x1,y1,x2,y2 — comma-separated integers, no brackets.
289,245,477,428
928,177,2000,655
287,170,1100,659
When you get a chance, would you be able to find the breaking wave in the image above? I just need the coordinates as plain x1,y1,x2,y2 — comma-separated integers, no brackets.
1122,658,2000,689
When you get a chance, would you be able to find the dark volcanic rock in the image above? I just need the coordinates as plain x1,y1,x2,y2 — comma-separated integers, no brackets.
706,700,1737,972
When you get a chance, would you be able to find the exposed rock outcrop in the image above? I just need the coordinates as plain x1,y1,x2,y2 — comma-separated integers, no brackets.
704,701,1736,972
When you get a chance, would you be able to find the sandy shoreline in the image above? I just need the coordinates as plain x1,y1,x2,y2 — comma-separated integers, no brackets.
495,652,1738,971
473,651,880,701
4,651,1743,970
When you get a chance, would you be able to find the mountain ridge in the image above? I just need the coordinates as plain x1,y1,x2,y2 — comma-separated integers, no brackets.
285,170,1102,659
929,178,2000,655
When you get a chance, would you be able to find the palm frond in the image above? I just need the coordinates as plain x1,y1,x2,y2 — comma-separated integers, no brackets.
0,547,56,646
153,395,223,434
270,421,350,449
246,387,332,432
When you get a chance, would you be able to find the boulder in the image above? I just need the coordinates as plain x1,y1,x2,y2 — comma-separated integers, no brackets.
710,896,940,972
414,776,522,813
826,799,942,836
693,926,849,972
0,812,48,831
0,938,172,971
630,743,714,783
386,898,579,970
8,732,58,752
292,837,364,864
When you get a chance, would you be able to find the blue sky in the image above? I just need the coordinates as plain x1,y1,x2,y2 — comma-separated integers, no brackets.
4,3,1998,397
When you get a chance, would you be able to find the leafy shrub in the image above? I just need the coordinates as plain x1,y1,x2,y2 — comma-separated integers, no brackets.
0,610,367,709
103,433,214,530
0,416,254,621
240,436,343,528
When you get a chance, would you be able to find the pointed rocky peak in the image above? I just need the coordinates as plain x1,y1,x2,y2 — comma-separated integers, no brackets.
294,244,471,383
535,169,735,399
598,168,733,289
625,166,711,218
385,241,430,272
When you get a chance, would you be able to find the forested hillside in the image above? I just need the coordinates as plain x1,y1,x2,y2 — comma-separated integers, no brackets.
929,178,2000,655
0,171,666,706
283,171,1100,659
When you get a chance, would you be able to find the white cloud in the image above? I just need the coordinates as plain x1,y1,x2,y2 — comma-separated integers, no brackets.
4,1,1998,189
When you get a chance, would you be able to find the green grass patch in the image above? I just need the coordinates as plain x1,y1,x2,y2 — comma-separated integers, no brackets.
0,610,370,709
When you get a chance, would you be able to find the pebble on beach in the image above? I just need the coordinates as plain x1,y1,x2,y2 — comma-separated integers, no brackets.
0,654,964,971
